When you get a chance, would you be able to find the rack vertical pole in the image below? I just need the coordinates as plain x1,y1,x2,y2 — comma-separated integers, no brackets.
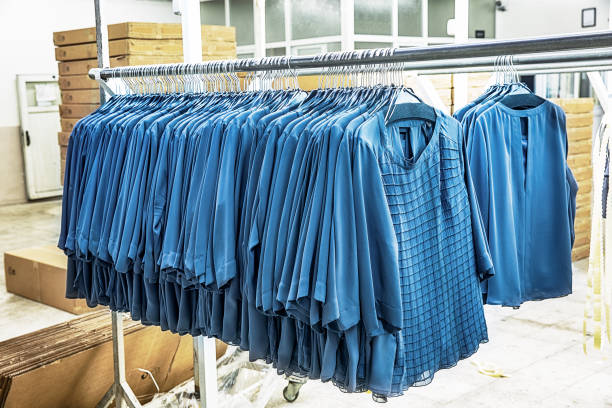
179,0,219,406
453,0,469,110
94,1,143,407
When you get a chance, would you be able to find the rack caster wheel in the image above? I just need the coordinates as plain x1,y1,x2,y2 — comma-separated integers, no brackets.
283,377,306,403
283,385,300,402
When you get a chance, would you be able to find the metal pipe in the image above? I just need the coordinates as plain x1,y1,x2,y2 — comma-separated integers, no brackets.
90,31,612,80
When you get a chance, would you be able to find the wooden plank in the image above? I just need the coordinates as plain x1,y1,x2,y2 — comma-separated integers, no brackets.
108,22,236,42
60,104,98,118
56,38,237,61
572,165,592,181
576,196,592,210
60,118,78,133
53,27,97,46
58,59,99,76
567,153,591,169
568,139,592,155
58,132,70,146
551,97,595,114
576,205,591,220
574,232,591,248
59,75,98,90
566,113,594,128
568,126,593,143
61,90,100,104
572,244,590,261
54,23,235,45
109,39,183,57
55,42,99,61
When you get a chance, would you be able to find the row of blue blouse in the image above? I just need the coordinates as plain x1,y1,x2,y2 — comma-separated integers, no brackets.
59,87,493,399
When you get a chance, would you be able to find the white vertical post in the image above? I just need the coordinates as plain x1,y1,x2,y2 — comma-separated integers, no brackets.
453,0,469,110
608,3,612,107
284,0,292,56
392,0,399,48
111,312,127,408
224,0,230,27
94,0,110,103
254,0,266,58
195,335,218,406
178,2,217,408
181,0,203,63
421,0,428,44
340,0,354,51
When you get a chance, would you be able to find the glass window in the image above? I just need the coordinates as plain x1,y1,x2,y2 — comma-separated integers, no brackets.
355,41,392,49
291,0,341,40
428,0,454,38
398,0,422,36
200,0,225,26
266,47,286,56
238,52,255,59
468,0,495,39
354,0,391,35
266,0,285,43
230,0,255,46
292,42,340,56
327,42,341,52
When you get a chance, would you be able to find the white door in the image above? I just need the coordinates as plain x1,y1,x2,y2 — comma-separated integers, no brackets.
16,74,63,200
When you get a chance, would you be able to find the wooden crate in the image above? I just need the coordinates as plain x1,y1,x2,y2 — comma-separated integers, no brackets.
54,23,235,46
61,89,100,104
59,74,98,90
60,104,98,118
566,112,594,128
57,131,70,146
60,118,79,133
55,38,237,61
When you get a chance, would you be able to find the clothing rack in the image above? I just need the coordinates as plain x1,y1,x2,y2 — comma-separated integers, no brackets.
90,31,612,81
89,29,612,408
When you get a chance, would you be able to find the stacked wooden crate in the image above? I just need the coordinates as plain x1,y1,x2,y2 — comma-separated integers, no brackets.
53,22,236,181
550,98,594,261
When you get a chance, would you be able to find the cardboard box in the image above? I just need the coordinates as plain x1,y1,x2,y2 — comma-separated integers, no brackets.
57,131,70,146
60,118,78,133
62,89,100,104
55,38,237,60
60,104,98,118
59,75,98,90
4,245,98,314
0,311,194,408
53,23,236,46
58,59,99,76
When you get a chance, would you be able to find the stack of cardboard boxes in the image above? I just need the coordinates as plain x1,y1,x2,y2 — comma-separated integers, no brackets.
53,22,236,181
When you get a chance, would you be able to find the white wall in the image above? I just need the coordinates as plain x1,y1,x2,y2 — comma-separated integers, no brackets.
496,0,610,39
0,0,180,128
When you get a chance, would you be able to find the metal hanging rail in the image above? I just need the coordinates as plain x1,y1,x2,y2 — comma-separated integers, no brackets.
89,31,612,80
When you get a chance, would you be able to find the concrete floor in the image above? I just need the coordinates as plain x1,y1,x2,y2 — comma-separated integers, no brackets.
1,200,612,407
